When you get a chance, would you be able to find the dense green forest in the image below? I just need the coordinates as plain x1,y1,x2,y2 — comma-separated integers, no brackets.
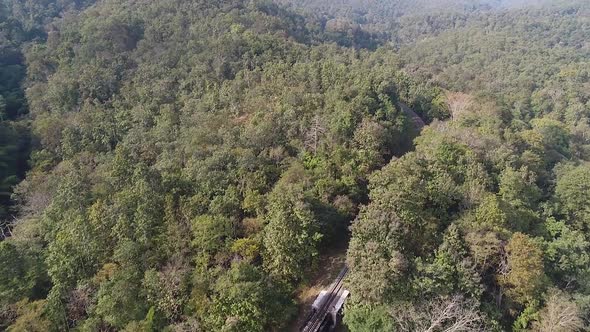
0,0,96,232
0,0,589,331
289,0,590,330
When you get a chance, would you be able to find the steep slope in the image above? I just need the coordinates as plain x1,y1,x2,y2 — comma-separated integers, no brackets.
0,0,98,232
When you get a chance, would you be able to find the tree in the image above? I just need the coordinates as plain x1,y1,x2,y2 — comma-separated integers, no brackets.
554,163,590,232
544,218,590,291
207,262,294,332
420,295,486,332
499,233,546,306
262,166,321,284
347,227,407,303
413,225,482,299
0,241,47,306
532,290,585,332
530,119,571,162
474,195,510,231
343,304,395,332
6,299,51,332
498,166,541,210
143,261,190,322
446,92,473,121
0,123,26,220
93,265,148,329
387,295,486,332
191,214,235,260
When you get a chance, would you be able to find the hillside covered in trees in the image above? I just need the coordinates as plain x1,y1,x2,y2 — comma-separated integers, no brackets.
0,0,589,331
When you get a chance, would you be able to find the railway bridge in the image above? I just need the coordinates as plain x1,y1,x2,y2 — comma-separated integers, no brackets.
300,266,349,332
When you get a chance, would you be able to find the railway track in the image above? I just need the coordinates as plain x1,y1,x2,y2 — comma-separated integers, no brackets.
301,266,349,332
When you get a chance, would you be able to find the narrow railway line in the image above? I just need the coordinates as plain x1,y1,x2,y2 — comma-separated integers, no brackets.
301,266,349,332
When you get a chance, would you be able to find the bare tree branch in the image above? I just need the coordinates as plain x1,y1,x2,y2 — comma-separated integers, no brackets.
391,295,486,332
446,92,473,120
304,115,326,155
534,290,584,332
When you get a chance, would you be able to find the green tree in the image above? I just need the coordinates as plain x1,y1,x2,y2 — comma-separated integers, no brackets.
94,265,148,329
262,166,321,284
343,304,394,332
346,206,408,303
499,233,546,306
6,299,51,332
413,225,482,299
207,262,295,332
0,241,47,306
555,163,590,232
544,218,590,290
498,166,541,210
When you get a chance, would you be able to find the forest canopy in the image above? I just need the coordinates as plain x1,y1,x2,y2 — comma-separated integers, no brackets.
0,0,589,331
